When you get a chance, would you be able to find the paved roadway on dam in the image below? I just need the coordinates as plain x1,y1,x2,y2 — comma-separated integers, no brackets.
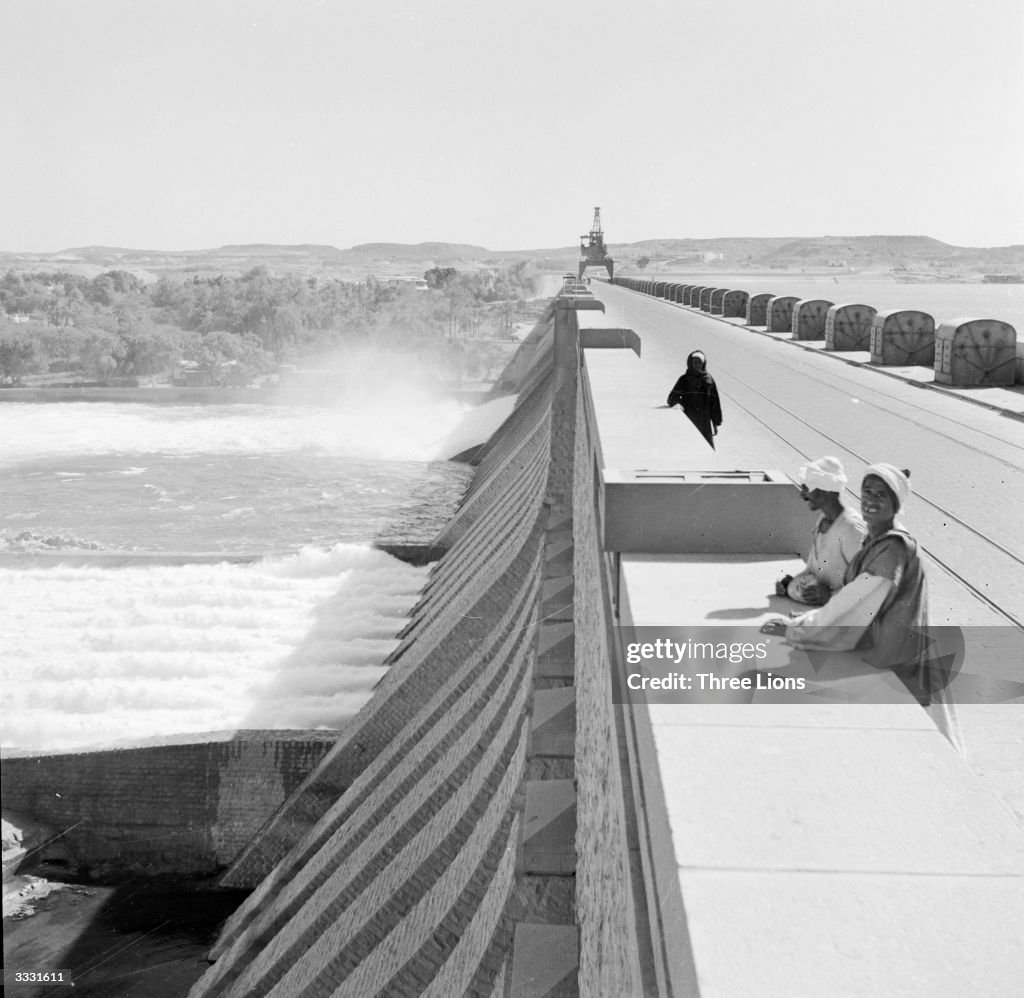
585,280,1024,821
587,280,1024,631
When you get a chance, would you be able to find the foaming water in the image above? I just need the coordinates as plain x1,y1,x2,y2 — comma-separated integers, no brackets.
0,395,470,467
0,545,429,752
0,399,476,753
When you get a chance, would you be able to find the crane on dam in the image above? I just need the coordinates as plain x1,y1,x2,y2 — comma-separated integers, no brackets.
579,206,614,281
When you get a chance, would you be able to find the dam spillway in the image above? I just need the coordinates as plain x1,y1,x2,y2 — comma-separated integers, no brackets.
5,279,1024,997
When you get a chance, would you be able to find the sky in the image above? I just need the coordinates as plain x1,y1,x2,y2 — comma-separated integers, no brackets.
3,0,1023,252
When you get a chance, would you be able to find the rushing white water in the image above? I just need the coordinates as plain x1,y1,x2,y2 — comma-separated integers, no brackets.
0,394,469,468
0,544,428,752
0,398,474,753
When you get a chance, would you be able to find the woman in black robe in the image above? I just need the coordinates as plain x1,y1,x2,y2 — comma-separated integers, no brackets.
667,349,723,448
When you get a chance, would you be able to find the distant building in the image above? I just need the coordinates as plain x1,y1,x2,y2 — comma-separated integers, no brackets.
382,276,429,291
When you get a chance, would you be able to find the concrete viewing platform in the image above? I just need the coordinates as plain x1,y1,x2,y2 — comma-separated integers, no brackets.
574,290,1024,996
617,554,1024,997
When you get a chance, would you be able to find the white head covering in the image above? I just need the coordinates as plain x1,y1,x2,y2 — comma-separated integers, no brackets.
862,463,911,512
796,455,847,493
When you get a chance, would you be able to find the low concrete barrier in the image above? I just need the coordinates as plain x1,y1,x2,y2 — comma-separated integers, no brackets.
746,292,775,326
934,318,1018,386
710,289,727,315
601,469,806,555
723,290,749,318
825,303,878,351
699,288,716,312
869,309,936,366
766,296,799,332
792,298,834,340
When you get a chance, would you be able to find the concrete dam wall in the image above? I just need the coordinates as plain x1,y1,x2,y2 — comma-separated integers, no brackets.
186,297,642,997
4,296,642,996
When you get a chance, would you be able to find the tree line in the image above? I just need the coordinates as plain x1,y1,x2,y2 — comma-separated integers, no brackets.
0,262,537,386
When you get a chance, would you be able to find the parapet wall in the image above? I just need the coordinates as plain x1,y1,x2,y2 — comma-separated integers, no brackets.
572,350,645,995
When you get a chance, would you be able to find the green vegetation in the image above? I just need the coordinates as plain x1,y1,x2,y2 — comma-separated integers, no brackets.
0,263,538,386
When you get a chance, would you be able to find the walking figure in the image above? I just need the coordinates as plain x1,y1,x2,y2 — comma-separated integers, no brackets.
667,350,723,449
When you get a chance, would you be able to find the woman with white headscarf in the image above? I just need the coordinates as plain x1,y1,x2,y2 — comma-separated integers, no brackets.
764,464,961,748
778,456,866,605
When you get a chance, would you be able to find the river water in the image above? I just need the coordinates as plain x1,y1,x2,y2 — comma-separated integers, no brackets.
0,395,474,754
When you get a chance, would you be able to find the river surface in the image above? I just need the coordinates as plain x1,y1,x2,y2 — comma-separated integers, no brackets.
0,397,474,753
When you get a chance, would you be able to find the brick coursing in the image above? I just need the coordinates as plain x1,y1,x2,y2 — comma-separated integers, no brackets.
1,735,336,876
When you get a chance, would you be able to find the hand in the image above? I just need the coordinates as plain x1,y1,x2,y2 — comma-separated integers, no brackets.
807,583,831,606
760,617,789,636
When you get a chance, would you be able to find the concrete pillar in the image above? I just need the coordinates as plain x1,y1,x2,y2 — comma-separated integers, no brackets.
792,299,834,340
747,293,775,326
710,289,728,315
766,296,799,332
699,288,716,312
723,290,749,318
934,318,1017,386
825,303,877,351
869,309,935,366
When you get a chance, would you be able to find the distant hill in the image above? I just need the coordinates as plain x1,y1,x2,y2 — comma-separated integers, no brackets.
1,235,1021,281
347,241,490,259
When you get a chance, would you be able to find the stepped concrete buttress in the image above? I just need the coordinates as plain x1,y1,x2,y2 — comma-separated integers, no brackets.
185,292,650,998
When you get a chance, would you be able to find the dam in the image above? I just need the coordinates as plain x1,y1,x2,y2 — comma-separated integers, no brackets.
4,278,1024,996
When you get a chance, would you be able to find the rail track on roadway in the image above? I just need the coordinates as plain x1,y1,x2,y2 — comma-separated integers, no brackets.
591,282,1024,631
723,374,1024,629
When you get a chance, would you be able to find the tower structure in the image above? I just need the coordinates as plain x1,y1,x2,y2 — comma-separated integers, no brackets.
579,206,614,280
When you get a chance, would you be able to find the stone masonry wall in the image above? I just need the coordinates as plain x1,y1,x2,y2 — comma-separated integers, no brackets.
1,733,336,877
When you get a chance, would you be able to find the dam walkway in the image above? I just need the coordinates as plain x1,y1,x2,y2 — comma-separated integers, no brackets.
578,280,1024,996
